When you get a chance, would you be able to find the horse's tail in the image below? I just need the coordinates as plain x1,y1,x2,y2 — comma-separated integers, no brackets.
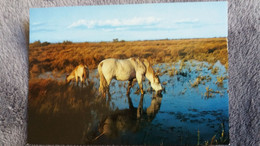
98,62,107,95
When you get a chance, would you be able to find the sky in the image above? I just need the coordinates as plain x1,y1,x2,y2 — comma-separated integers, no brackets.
29,2,227,43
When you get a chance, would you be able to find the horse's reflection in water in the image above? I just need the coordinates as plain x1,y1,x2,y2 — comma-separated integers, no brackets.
94,93,162,141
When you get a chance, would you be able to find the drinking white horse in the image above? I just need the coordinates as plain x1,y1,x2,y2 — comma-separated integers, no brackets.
98,58,162,96
66,64,89,87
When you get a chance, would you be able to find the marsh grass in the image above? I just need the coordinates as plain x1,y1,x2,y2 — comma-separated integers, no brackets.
190,77,201,87
204,86,214,98
215,76,225,87
211,67,219,75
190,74,213,88
202,123,229,145
203,86,221,99
207,64,214,70
29,38,227,77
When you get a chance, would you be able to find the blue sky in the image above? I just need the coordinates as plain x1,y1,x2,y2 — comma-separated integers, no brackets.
30,2,227,43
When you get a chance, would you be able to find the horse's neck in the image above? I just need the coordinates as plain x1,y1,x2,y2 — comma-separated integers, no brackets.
146,73,154,83
131,58,146,74
145,67,155,83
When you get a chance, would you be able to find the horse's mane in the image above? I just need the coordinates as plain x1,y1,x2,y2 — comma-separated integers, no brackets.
129,57,146,70
143,59,156,77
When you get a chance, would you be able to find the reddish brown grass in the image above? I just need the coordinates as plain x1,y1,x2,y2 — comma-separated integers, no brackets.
29,38,228,77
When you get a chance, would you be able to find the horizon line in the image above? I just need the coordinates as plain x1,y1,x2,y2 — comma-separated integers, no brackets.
29,36,227,44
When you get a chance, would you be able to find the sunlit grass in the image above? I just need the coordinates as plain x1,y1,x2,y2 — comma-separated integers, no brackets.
29,38,228,78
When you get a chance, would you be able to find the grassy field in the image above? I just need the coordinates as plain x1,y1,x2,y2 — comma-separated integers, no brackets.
29,37,228,78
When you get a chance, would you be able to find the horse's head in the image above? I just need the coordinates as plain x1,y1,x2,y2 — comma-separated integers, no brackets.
151,74,163,93
143,59,163,93
65,74,71,84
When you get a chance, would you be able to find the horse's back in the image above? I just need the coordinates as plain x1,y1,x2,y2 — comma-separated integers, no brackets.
99,58,117,73
75,64,86,76
99,58,136,81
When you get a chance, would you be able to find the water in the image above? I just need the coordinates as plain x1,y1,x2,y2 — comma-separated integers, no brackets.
28,60,229,145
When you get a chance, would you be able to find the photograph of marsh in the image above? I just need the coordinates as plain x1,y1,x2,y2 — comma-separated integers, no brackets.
28,2,229,145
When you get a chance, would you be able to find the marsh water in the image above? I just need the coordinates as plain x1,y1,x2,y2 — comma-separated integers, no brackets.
28,60,229,145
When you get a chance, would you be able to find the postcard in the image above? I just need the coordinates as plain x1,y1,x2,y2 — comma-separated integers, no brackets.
28,2,229,145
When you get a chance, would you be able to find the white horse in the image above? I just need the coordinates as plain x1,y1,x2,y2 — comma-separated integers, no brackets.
98,58,162,97
66,64,89,87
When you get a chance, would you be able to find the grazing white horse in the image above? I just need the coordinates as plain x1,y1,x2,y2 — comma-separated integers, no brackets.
98,58,162,97
66,64,89,87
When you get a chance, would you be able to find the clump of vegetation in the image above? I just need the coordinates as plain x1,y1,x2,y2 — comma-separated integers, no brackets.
62,40,73,45
162,81,167,85
204,86,213,98
190,77,201,87
190,75,209,87
168,70,175,77
179,60,185,71
113,38,119,42
215,76,225,86
206,76,212,82
196,66,202,72
160,69,167,76
188,67,192,73
211,66,219,75
203,123,229,145
30,40,50,48
208,64,214,70
203,86,221,99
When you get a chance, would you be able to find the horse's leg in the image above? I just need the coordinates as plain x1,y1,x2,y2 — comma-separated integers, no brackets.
126,93,134,110
75,76,79,86
85,77,88,86
79,76,84,87
106,77,112,98
84,71,88,86
136,74,144,94
84,79,88,87
107,88,111,101
127,79,133,95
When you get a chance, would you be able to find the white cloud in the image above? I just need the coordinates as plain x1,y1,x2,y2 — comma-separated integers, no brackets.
174,18,199,24
67,17,161,29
